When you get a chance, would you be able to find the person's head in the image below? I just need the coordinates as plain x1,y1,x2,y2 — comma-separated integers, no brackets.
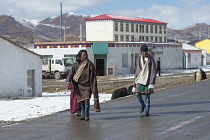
141,44,149,57
158,57,160,60
76,49,88,62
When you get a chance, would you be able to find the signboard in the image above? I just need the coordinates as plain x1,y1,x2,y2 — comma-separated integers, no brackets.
154,45,163,54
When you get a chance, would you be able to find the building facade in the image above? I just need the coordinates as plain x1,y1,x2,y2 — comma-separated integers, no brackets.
195,38,210,64
182,43,202,68
32,41,182,76
0,36,42,98
85,14,167,43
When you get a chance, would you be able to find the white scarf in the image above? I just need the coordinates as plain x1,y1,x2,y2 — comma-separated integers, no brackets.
135,56,149,85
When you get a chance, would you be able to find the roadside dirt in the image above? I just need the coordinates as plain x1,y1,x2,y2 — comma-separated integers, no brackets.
42,72,210,94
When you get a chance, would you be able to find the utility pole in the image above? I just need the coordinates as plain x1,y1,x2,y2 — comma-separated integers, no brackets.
208,26,209,38
80,24,82,41
60,2,62,42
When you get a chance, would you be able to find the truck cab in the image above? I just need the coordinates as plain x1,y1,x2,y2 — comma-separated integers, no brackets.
42,57,73,79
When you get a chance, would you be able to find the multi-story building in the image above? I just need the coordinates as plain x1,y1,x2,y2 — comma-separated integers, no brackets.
85,14,167,42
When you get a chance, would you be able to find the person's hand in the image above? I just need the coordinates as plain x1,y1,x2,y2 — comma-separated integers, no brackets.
131,87,136,94
148,85,155,94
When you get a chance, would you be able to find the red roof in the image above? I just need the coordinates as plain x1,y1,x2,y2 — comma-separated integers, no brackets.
85,14,167,24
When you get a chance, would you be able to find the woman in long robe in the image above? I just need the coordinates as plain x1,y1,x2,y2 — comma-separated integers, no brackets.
66,50,100,121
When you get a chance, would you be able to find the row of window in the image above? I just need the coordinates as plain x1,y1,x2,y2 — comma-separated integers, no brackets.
114,22,166,34
114,35,167,42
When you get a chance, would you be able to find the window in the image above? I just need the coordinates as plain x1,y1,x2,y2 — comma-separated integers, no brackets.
126,36,129,41
122,53,128,68
139,25,144,33
126,23,129,32
115,22,118,31
150,25,153,33
131,24,134,32
120,35,124,41
120,23,124,32
139,36,143,41
136,24,138,32
150,36,153,42
160,37,162,42
146,36,149,41
159,26,162,34
155,26,158,33
155,37,158,42
42,55,53,65
131,36,135,42
115,35,119,41
146,25,149,33
164,26,166,34
56,59,62,65
188,53,191,63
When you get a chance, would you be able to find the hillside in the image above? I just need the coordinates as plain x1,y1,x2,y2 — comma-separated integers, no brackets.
0,13,210,47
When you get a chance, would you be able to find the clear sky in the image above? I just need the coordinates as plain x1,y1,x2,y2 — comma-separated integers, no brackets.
0,0,210,29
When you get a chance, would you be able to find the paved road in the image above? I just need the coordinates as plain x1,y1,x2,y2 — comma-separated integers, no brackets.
1,80,210,140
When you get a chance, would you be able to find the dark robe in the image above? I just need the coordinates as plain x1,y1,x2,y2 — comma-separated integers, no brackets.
67,59,100,112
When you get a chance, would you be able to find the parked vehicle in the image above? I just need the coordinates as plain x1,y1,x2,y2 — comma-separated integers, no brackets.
42,57,72,79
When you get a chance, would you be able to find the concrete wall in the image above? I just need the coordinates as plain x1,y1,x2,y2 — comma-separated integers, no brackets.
0,38,42,98
184,52,202,68
86,21,114,41
154,46,183,70
107,47,141,75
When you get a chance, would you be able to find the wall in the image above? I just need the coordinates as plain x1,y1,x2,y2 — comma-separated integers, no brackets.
196,39,210,53
184,51,202,68
154,45,182,70
107,47,141,75
86,21,114,41
0,38,42,98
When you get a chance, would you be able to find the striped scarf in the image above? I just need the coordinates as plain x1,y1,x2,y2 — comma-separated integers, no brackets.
73,60,88,82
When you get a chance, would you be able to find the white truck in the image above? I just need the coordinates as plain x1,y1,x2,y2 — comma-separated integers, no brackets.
42,57,73,79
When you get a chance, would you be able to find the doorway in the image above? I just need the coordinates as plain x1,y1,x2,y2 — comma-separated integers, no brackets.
27,70,34,97
96,59,105,76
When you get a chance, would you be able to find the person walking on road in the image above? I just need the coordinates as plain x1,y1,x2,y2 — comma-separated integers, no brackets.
66,50,100,121
132,44,157,116
156,57,161,76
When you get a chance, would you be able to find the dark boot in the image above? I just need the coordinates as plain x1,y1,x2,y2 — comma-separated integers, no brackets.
85,116,89,121
79,115,85,120
145,111,150,116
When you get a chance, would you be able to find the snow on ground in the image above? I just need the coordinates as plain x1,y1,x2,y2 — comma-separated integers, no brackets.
0,92,112,122
1,65,210,122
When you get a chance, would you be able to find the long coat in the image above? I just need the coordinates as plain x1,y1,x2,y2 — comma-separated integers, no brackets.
67,59,100,112
134,54,157,90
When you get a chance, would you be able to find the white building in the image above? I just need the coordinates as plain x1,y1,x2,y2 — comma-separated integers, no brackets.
0,36,42,98
85,14,167,43
32,41,182,76
182,43,202,68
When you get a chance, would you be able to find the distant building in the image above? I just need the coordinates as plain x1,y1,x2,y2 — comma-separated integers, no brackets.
32,41,182,76
195,38,210,64
85,14,167,43
182,43,202,68
0,36,42,98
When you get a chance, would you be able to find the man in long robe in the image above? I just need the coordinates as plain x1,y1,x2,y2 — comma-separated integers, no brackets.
67,50,100,121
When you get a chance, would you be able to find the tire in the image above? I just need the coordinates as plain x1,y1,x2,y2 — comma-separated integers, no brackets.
54,72,61,79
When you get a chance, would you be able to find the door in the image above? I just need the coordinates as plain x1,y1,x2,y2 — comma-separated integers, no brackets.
27,70,34,97
96,59,104,76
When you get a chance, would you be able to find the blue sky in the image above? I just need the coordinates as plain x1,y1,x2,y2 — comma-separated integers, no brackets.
0,0,210,29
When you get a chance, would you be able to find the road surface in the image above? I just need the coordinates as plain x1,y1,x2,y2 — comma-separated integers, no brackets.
1,79,210,140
